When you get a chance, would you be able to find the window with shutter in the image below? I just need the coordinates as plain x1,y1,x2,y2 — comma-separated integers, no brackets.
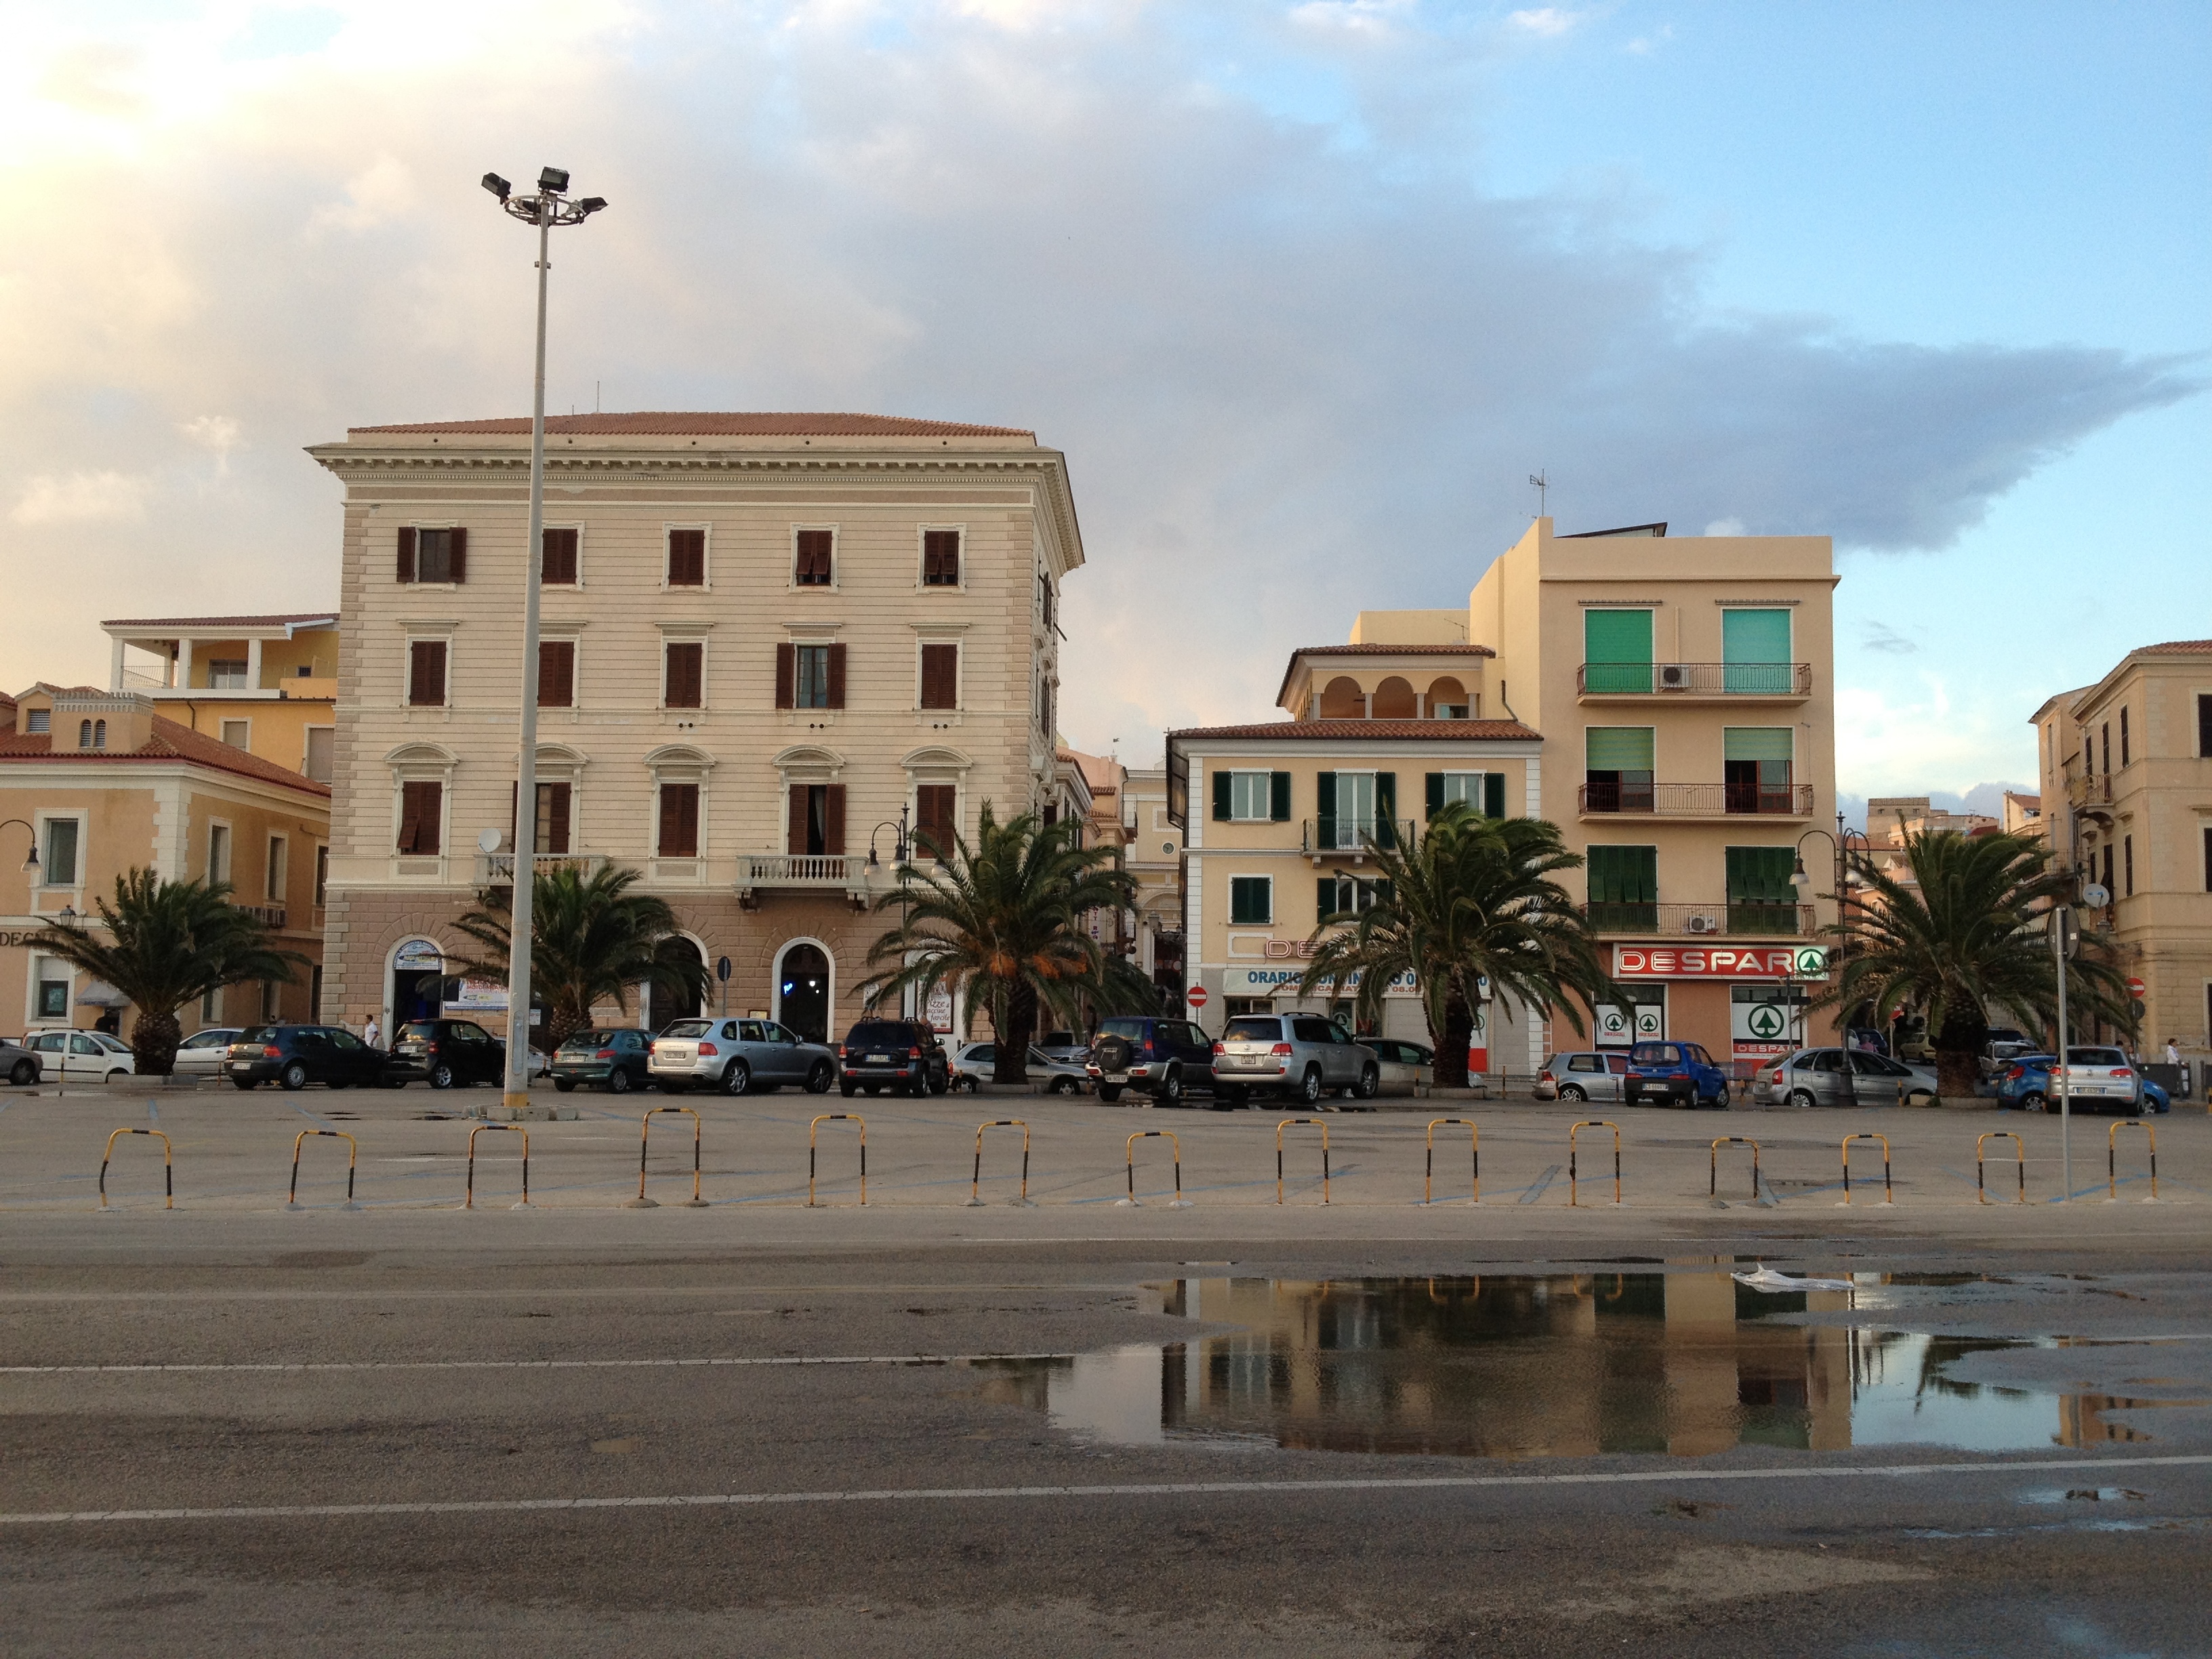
1721,609,1792,693
916,785,956,855
396,526,416,583
1225,772,1272,821
2199,695,2212,760
667,529,706,587
1585,845,1656,931
1583,609,1654,694
1270,772,1292,822
1725,846,1796,934
537,640,575,708
793,646,832,709
1723,729,1793,814
774,642,795,709
794,530,834,586
1430,772,1488,817
922,529,961,586
920,644,959,710
827,643,846,710
789,785,815,856
397,781,443,855
1584,728,1655,813
823,784,846,855
1229,877,1272,925
663,642,703,709
541,527,579,585
410,528,458,584
657,783,699,857
1212,769,1231,821
407,640,446,708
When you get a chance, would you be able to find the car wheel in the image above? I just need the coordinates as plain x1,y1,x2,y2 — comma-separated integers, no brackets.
1098,1084,1124,1103
607,1069,632,1095
231,1077,258,1090
928,1070,949,1097
1155,1069,1185,1106
1052,1075,1080,1096
1353,1065,1380,1101
104,1069,131,1086
1297,1066,1324,1106
2021,1091,2046,1113
428,1063,455,1090
840,1080,857,1098
554,1078,577,1093
721,1060,751,1097
8,1059,35,1087
280,1061,310,1092
1786,1089,1816,1110
1559,1083,1588,1103
806,1061,834,1094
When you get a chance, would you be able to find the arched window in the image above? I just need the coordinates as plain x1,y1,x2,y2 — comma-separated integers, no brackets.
1428,677,1469,719
93,720,106,750
77,720,93,750
1318,676,1364,719
1372,677,1416,718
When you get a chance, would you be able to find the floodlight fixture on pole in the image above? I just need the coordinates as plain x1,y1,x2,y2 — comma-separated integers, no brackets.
485,164,607,1115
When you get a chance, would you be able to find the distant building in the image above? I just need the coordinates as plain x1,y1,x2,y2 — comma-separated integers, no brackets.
102,613,340,785
2003,791,2045,840
1118,762,1184,1007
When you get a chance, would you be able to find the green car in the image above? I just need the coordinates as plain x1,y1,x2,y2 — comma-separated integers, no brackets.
550,1028,655,1094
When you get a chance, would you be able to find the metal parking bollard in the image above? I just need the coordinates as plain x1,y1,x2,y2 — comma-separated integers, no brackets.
1116,1130,1191,1208
627,1106,707,1208
1568,1120,1620,1207
808,1113,866,1207
1275,1118,1330,1205
968,1120,1033,1206
1710,1136,1761,1202
2108,1120,2157,1203
1424,1118,1478,1206
98,1128,173,1212
1977,1130,2025,1205
465,1124,530,1210
1839,1133,1891,1207
287,1129,359,1211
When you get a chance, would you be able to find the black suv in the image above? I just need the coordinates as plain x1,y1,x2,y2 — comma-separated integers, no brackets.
226,1025,393,1091
1085,1016,1218,1105
838,1019,950,1097
387,1019,507,1089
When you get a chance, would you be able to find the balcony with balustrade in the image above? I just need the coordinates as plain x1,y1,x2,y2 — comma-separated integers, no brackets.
1577,783,1815,820
1300,819,1418,863
473,852,610,886
1576,661,1813,701
1580,901,1818,939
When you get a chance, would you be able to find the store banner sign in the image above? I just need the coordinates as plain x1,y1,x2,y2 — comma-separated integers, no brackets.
1595,1003,1664,1046
394,939,445,971
1223,967,1418,998
446,977,506,1012
1732,998,1799,1058
1614,945,1828,981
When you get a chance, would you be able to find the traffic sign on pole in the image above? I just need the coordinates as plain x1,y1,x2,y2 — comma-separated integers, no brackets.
1187,986,1210,1009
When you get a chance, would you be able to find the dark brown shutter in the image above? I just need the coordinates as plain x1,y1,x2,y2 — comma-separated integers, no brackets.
448,527,467,583
823,784,846,855
774,642,795,709
510,782,519,848
664,642,702,709
826,643,846,710
541,527,578,585
396,526,416,584
546,783,571,855
408,640,445,707
538,639,574,708
400,781,441,855
668,529,705,586
916,784,956,854
922,529,960,585
656,783,698,857
796,529,832,585
920,643,958,710
787,786,810,856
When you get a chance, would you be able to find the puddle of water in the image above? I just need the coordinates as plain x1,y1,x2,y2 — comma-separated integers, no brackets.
2019,1488,2146,1504
975,1275,2189,1461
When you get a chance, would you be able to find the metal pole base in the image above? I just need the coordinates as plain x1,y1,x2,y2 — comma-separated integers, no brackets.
965,1198,985,1207
1166,1199,1193,1209
678,1199,708,1209
625,1197,660,1209
510,1200,532,1211
1114,1197,1140,1207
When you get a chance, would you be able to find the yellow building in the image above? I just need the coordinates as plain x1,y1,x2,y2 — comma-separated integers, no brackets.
1,686,331,1038
1118,762,1185,1008
2031,638,2212,1065
103,612,340,785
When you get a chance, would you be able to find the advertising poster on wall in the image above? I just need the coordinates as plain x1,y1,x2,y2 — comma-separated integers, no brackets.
1731,985,1807,1060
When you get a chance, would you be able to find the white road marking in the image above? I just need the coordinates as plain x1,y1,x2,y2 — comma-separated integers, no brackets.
0,1353,1074,1374
5,1454,2211,1526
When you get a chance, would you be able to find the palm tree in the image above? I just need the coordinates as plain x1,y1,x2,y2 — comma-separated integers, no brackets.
857,803,1149,1083
1298,804,1618,1088
30,869,304,1076
448,863,711,1054
1812,827,2132,1099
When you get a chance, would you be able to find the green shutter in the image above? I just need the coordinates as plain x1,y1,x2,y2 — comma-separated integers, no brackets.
1484,773,1506,819
1212,768,1231,821
1586,846,1658,904
1425,773,1444,819
1318,877,1337,923
1270,771,1292,822
1723,728,1794,763
1315,771,1336,848
1231,877,1271,925
1725,846,1796,903
1584,609,1654,694
1374,878,1394,906
1722,610,1793,694
1586,728,1656,771
1374,773,1397,848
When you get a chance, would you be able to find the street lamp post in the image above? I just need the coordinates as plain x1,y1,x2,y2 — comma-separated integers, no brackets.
867,809,914,1018
1,820,41,877
1793,813,1870,1044
481,167,606,1116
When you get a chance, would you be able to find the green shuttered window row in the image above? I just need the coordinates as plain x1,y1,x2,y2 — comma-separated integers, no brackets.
1424,772,1508,819
1585,727,1656,771
1723,728,1794,763
1583,609,1654,695
1721,609,1794,695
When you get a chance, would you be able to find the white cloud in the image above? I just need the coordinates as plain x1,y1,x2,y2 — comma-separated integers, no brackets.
180,413,245,476
11,472,150,525
1507,7,1582,38
308,155,417,234
1702,516,1746,536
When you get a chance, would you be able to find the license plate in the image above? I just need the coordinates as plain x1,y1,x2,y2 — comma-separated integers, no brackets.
867,1054,888,1063
1100,1072,1129,1085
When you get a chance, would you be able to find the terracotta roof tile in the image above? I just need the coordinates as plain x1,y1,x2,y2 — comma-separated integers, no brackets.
348,412,1033,439
102,612,337,630
2139,638,2212,654
1168,718,1542,743
0,714,329,796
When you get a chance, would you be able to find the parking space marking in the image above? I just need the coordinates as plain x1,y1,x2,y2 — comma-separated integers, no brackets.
7,1454,2211,1527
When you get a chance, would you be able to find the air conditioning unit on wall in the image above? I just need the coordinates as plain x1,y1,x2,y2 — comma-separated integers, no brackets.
1685,913,1721,935
1658,663,1694,691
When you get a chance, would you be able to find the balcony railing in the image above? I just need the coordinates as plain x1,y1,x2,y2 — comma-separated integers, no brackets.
475,852,610,885
1300,819,1418,857
2066,772,2110,809
1577,662,1813,698
1578,783,1815,818
232,902,287,928
735,853,867,894
1581,901,1817,938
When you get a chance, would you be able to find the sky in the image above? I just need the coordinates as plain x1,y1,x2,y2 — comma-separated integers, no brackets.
3,0,2205,819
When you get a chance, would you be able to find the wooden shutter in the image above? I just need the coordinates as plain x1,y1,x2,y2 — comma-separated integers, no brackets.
656,783,697,857
1270,772,1292,822
546,783,571,855
795,530,832,585
447,527,467,583
538,640,574,707
1318,877,1338,924
1374,774,1397,849
396,526,416,584
923,529,960,585
407,640,445,707
663,642,702,709
916,784,956,854
1484,773,1507,819
398,781,441,855
827,643,847,710
667,529,705,586
541,528,578,585
1425,773,1444,819
787,785,811,856
774,643,796,709
1315,771,1336,846
1211,769,1231,821
823,785,846,855
920,644,958,710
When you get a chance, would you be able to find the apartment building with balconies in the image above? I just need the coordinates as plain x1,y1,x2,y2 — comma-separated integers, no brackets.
102,613,340,785
310,412,1080,1044
2032,638,2212,1063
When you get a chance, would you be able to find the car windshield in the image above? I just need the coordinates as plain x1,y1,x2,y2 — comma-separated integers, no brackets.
559,1032,610,1051
1223,1017,1281,1042
660,1021,712,1039
237,1027,274,1045
846,1023,915,1048
2067,1048,2127,1066
1631,1043,1683,1065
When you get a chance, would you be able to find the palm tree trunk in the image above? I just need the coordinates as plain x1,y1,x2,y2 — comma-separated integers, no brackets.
1434,991,1474,1088
992,983,1036,1084
1933,1032,1983,1103
129,1007,182,1078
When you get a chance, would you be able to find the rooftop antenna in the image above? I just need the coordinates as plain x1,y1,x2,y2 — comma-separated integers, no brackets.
595,380,601,413
1529,470,1549,518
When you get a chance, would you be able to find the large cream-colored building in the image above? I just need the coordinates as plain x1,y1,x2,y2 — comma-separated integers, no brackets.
310,411,1081,1044
102,613,340,784
1169,517,1841,1073
2031,638,2212,1063
1,686,331,1037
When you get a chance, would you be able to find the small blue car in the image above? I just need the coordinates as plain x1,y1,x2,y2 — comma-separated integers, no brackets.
1994,1050,2166,1114
1624,1039,1731,1109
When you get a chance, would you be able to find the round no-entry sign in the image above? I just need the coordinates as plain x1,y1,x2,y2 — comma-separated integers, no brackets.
2126,977,2146,997
1187,986,1209,1008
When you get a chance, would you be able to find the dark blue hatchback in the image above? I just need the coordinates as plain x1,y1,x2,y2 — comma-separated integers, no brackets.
1624,1040,1730,1109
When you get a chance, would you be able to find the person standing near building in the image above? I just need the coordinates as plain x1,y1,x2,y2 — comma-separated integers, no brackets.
2165,1037,2182,1067
363,1010,382,1050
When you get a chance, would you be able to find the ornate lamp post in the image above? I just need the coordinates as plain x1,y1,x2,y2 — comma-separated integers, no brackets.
1792,814,1870,1045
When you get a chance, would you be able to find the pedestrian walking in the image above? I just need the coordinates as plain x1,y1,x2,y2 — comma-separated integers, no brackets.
2165,1037,2182,1067
363,1011,382,1049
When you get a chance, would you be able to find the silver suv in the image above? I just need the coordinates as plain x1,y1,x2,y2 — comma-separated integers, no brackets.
1212,1013,1378,1107
649,1017,838,1096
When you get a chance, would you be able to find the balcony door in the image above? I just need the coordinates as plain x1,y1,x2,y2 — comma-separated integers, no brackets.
1584,729,1655,813
1586,846,1657,932
1723,729,1794,814
1721,609,1793,695
1584,610,1654,695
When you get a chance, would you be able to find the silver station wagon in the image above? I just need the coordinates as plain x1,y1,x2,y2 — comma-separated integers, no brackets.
649,1017,838,1096
1212,1013,1378,1107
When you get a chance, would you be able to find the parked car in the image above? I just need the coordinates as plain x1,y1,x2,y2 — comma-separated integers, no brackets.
1362,1037,1434,1094
171,1027,244,1076
650,1017,841,1095
949,1041,1089,1094
1033,1031,1092,1065
551,1027,657,1094
23,1029,137,1086
1752,1047,1939,1107
1086,1016,1219,1105
226,1025,390,1091
1843,1026,1891,1057
385,1018,508,1089
833,1018,949,1097
2139,1076,2171,1114
1623,1039,1729,1109
1,1035,43,1086
1536,1050,1631,1103
1208,1013,1376,1107
1995,1048,2144,1114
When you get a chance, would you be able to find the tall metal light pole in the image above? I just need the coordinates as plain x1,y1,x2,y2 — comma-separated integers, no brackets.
482,167,606,1115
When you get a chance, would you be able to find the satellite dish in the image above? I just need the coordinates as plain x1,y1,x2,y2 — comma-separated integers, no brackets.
2081,883,2110,909
477,827,504,854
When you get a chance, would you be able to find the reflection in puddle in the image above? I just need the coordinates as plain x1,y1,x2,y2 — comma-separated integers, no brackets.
973,1275,2193,1460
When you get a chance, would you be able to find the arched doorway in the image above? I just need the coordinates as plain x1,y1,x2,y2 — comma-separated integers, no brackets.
387,938,446,1028
775,941,832,1043
647,937,705,1033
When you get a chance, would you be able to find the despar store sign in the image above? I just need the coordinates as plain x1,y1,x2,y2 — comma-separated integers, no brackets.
1613,945,1829,981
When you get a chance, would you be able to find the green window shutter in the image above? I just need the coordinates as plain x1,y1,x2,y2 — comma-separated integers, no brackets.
1722,610,1793,695
1231,877,1271,925
1212,769,1231,821
1484,773,1506,819
1586,846,1658,904
1375,878,1394,905
1315,771,1336,847
1425,773,1444,819
1586,728,1656,771
1318,877,1337,922
1374,773,1397,847
1725,846,1797,903
1271,771,1292,822
1584,609,1654,694
1723,728,1795,763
